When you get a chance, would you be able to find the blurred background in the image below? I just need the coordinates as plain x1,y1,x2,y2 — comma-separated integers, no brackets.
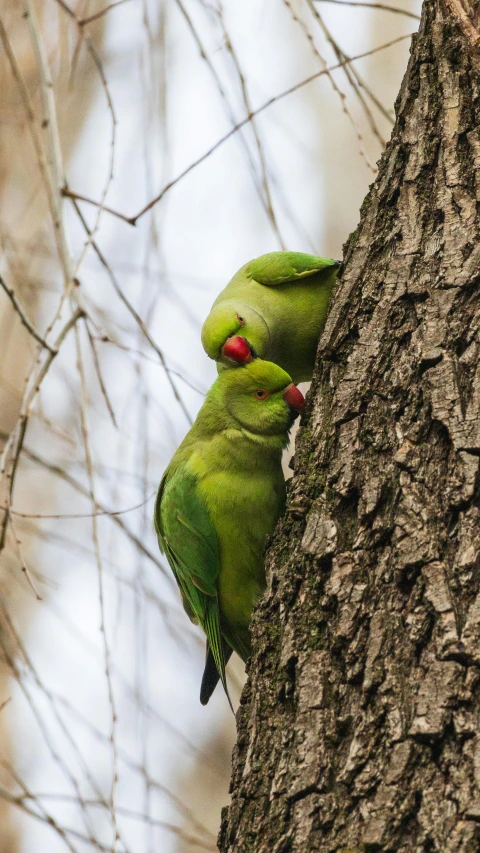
0,0,420,850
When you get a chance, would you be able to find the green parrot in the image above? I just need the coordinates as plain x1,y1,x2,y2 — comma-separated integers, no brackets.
154,360,305,707
201,251,340,383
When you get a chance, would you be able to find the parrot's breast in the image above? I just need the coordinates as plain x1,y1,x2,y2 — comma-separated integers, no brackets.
199,464,284,640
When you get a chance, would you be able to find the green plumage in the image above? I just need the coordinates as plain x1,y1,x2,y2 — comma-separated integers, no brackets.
154,361,296,705
201,251,339,383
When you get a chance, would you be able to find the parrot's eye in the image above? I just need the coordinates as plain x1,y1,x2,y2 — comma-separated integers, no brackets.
254,389,269,401
236,314,246,326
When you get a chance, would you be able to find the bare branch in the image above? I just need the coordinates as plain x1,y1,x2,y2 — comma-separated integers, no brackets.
8,513,43,600
314,0,421,20
175,0,286,245
52,0,119,283
84,319,119,429
75,326,118,851
0,433,174,585
4,789,217,850
214,2,286,245
79,0,133,26
0,275,56,354
0,784,124,853
0,308,85,551
0,16,68,279
69,198,193,424
63,34,412,226
23,0,75,290
61,188,135,224
284,0,379,169
9,492,156,519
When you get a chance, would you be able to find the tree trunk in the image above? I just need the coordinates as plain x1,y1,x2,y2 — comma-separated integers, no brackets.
219,1,480,850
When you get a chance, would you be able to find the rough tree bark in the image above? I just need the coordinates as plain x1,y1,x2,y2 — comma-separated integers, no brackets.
219,1,480,850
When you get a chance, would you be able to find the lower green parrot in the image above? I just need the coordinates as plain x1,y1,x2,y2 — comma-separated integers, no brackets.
154,360,305,706
201,251,340,383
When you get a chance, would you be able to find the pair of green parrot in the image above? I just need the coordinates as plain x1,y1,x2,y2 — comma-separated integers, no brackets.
154,252,339,707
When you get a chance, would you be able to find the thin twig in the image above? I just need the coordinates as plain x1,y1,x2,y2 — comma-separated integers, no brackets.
216,1,286,246
0,433,174,583
0,275,56,354
284,0,378,169
0,308,85,551
306,0,389,152
53,0,118,278
314,0,421,20
69,198,193,424
175,0,285,246
61,188,135,224
75,327,118,853
23,0,75,291
63,34,412,225
0,784,125,853
9,513,43,600
79,0,133,26
346,63,395,124
0,573,111,850
51,0,119,357
84,318,118,429
0,16,66,278
307,0,397,131
8,491,156,519
96,335,207,394
0,627,102,851
52,693,218,839
23,792,217,850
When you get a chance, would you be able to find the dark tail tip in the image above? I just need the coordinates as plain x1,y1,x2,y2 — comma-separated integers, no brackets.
200,646,221,706
200,644,234,707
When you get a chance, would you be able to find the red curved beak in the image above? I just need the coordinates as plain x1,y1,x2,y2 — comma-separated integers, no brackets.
222,336,253,365
283,383,305,416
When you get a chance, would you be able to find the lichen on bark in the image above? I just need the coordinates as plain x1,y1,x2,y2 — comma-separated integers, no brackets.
219,1,480,850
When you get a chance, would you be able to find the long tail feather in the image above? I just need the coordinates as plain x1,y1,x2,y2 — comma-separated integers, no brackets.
204,601,234,713
200,641,233,706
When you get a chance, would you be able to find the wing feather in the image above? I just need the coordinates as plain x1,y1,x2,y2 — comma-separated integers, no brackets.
155,464,233,707
245,251,339,286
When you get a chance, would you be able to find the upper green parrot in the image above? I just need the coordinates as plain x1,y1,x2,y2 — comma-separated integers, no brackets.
154,359,305,706
201,251,340,384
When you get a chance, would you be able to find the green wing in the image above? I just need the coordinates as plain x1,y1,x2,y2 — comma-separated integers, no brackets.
154,465,232,708
245,251,339,286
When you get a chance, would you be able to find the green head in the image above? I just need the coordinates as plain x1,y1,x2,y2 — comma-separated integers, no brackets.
217,359,305,437
201,301,270,367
